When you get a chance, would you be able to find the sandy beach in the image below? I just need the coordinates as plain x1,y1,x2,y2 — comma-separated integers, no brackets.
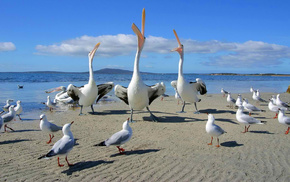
0,92,290,181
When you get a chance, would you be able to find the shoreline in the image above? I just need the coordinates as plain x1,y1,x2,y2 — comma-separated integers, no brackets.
1,93,290,181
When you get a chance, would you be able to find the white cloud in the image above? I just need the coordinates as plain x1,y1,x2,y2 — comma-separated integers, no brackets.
35,34,290,68
0,42,16,52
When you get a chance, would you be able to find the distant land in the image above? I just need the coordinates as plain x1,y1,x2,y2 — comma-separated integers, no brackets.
2,68,290,76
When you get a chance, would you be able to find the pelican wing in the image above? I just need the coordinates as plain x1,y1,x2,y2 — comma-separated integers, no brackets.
189,80,207,95
114,85,128,105
147,82,166,105
96,82,114,103
66,84,84,101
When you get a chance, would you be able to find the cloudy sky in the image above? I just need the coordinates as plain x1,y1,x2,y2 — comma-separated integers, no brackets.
1,0,290,74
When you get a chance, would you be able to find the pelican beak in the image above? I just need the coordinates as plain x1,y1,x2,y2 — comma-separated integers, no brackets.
89,42,101,61
132,8,145,49
45,86,62,93
171,29,183,53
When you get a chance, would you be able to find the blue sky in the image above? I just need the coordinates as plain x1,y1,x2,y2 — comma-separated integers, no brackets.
1,0,290,74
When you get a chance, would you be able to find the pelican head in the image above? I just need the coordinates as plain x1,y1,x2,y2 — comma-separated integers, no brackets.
132,8,146,50
88,42,101,62
171,29,183,56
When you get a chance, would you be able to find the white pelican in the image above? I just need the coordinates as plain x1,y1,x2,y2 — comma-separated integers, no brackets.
38,121,74,167
94,118,132,154
206,114,226,147
67,43,114,115
46,86,74,104
114,9,165,122
171,30,207,114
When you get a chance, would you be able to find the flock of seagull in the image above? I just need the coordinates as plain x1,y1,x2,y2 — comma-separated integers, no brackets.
1,9,289,167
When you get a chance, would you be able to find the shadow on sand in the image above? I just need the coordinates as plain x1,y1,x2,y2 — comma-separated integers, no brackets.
220,141,244,147
0,139,31,145
110,149,160,157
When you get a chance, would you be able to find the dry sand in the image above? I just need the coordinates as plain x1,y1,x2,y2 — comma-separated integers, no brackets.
0,92,290,181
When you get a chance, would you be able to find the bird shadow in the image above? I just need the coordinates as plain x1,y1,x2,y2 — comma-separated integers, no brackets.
20,118,37,121
249,130,274,134
143,116,203,123
110,149,160,157
12,129,40,133
96,110,129,115
0,139,31,145
199,109,236,115
220,141,244,147
61,160,114,175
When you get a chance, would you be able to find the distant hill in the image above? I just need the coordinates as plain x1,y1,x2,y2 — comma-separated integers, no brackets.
94,68,133,74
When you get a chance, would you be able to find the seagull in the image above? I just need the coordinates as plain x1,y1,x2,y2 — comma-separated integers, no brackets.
276,94,289,108
14,100,23,120
1,105,16,132
242,98,264,116
171,30,207,114
236,105,266,133
94,118,132,154
114,9,165,122
171,83,182,105
18,85,24,89
235,94,243,107
40,114,63,144
45,96,57,112
221,88,228,97
277,108,290,134
67,43,114,115
227,92,236,109
206,114,226,147
271,95,277,105
38,121,74,167
2,99,13,112
0,116,3,131
252,90,266,105
268,99,284,119
250,87,257,93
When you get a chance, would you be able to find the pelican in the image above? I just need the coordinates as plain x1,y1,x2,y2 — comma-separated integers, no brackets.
67,43,114,115
171,30,207,114
46,86,73,104
114,9,165,122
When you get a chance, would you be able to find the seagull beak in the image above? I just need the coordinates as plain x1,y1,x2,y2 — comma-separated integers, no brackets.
132,8,145,50
89,42,101,61
71,121,74,125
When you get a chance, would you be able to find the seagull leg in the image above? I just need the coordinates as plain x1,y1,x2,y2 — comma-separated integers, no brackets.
47,134,54,144
194,102,200,114
17,114,22,121
65,156,74,166
249,112,251,116
4,124,14,132
285,127,290,135
146,107,159,122
216,138,220,147
242,126,247,133
246,125,251,132
58,157,64,167
208,136,213,145
273,113,278,119
177,101,186,113
117,146,125,154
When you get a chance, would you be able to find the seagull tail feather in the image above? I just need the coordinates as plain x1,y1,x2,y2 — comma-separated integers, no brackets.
94,141,106,146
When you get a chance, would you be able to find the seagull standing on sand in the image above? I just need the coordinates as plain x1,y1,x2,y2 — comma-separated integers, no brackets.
14,100,23,120
40,114,63,144
94,118,132,154
236,106,266,133
235,94,243,107
38,121,74,167
250,87,257,93
1,105,16,132
268,99,283,119
242,98,264,116
221,88,228,97
45,96,57,112
206,114,226,147
278,108,290,134
227,92,236,109
2,99,13,112
114,9,165,122
276,94,289,108
252,90,266,105
67,43,114,115
171,30,207,114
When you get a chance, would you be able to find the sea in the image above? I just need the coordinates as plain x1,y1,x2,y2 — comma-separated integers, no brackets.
1,72,289,119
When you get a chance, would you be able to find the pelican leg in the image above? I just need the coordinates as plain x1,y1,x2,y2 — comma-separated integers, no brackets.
91,105,95,114
130,109,134,122
146,107,159,122
177,101,186,113
79,106,84,115
193,102,200,114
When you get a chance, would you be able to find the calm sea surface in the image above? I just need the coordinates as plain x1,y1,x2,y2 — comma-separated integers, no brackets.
0,72,289,118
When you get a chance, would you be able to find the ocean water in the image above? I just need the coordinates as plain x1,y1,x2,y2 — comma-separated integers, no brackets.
0,72,289,118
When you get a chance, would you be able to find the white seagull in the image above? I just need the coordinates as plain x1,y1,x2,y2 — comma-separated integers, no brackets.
276,94,289,108
67,43,114,115
252,90,267,105
94,118,132,154
268,99,284,119
250,87,257,93
45,96,57,112
38,121,74,167
221,88,228,97
242,98,264,116
14,100,23,120
40,114,63,144
114,9,165,122
1,105,16,132
206,114,226,147
2,99,13,112
227,92,236,109
236,105,266,133
278,108,290,134
235,94,243,107
171,30,207,114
